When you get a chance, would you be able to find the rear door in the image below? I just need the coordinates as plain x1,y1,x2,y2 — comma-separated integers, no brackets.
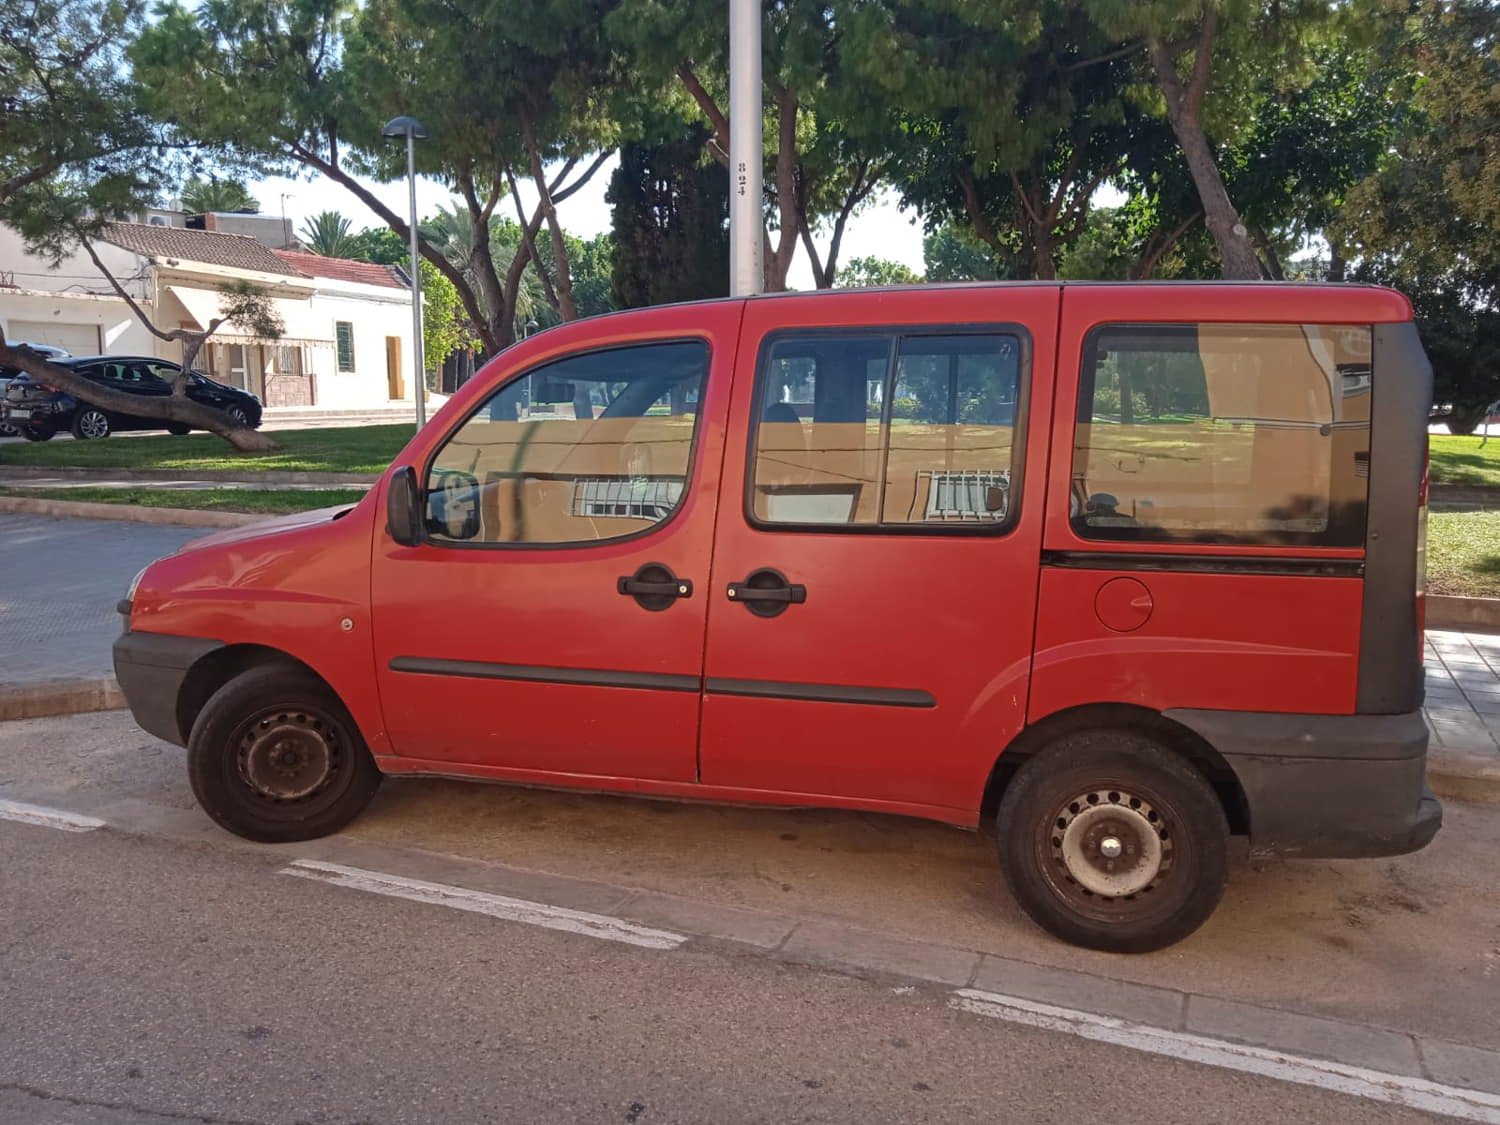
697,286,1060,819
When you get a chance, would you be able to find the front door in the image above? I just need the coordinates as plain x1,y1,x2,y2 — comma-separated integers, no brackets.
698,288,1060,818
370,304,740,782
386,336,404,400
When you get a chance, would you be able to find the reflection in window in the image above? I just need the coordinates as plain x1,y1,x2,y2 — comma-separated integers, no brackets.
1072,324,1372,546
425,341,708,545
750,332,1021,529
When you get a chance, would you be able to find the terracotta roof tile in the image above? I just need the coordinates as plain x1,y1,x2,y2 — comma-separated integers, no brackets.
100,222,304,276
273,250,408,289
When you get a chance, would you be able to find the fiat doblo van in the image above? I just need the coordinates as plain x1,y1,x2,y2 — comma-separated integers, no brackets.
114,282,1439,952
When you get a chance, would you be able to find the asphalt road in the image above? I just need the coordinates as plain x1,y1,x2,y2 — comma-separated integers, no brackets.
0,818,1471,1125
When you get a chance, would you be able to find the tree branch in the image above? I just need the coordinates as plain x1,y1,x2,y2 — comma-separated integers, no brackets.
677,65,731,153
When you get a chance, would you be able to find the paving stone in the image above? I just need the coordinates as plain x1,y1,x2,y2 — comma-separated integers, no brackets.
1185,995,1424,1076
969,955,1185,1028
1421,1038,1500,1095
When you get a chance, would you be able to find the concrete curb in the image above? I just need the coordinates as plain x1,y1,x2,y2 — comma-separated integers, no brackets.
1429,594,1500,634
0,465,379,485
0,677,124,721
1428,745,1500,806
0,494,261,527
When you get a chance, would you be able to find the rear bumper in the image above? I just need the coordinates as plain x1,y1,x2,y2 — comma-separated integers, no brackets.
1165,708,1442,858
113,629,224,747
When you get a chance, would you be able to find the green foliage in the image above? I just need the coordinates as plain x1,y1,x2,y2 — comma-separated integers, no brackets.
346,226,408,266
0,422,413,472
838,256,922,287
179,176,260,214
299,210,358,257
0,0,168,255
608,123,729,309
419,259,479,379
216,281,285,340
923,224,1002,281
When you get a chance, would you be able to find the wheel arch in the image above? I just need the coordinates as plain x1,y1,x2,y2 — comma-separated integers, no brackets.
981,703,1250,837
176,643,335,745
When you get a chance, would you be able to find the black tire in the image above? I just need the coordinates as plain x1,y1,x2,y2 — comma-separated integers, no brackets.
187,664,382,843
225,404,252,428
71,407,111,440
166,422,191,436
996,730,1228,954
21,425,53,441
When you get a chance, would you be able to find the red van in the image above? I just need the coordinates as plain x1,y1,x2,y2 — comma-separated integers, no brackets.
114,282,1439,952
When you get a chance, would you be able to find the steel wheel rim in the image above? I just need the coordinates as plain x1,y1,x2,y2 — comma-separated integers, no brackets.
235,707,344,804
79,410,108,438
1043,787,1175,908
228,406,248,425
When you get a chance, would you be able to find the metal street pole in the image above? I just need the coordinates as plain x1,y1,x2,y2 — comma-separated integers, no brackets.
729,0,763,297
383,115,430,429
405,133,425,428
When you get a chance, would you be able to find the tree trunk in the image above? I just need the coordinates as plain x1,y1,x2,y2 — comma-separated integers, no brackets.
520,113,577,322
1148,21,1264,282
0,346,277,451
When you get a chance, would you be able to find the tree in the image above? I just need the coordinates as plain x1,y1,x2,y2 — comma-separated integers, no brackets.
923,223,1003,281
0,0,162,216
179,176,260,214
298,210,358,257
133,0,617,354
608,123,730,309
419,259,479,384
346,225,408,266
610,0,892,290
838,255,922,287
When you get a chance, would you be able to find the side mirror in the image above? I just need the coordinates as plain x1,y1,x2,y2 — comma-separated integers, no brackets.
425,469,482,541
386,466,422,546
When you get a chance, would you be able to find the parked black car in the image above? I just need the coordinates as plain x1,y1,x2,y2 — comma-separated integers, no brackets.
0,343,70,437
1,355,263,441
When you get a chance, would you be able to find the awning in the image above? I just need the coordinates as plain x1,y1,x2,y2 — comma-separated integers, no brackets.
164,285,331,348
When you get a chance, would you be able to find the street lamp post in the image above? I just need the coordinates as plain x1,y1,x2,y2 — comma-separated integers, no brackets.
729,0,763,297
382,115,430,428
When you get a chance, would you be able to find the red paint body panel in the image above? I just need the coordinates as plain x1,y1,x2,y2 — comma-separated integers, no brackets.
698,286,1059,811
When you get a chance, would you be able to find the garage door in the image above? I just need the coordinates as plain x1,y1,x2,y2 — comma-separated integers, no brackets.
5,320,101,356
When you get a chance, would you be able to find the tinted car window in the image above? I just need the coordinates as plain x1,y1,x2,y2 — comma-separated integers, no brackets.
425,341,709,546
1072,323,1372,547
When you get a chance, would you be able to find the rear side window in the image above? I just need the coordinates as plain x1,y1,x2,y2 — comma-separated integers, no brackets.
750,331,1023,530
1073,323,1372,547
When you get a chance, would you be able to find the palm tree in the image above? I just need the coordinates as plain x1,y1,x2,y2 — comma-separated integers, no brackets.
299,211,358,258
179,177,260,214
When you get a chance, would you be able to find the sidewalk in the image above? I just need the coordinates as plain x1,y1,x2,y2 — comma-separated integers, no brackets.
2,510,1497,798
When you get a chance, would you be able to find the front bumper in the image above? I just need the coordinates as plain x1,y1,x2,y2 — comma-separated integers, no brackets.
1166,708,1442,858
113,628,224,746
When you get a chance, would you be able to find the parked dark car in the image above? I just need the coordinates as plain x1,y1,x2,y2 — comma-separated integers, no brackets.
0,343,71,437
1,355,262,441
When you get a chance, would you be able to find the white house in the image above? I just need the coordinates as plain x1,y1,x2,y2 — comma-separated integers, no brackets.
0,218,419,413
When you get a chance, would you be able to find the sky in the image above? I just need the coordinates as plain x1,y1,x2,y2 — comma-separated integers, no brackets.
249,156,929,289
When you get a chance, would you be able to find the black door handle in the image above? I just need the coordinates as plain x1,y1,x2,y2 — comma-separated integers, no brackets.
726,568,806,617
617,562,692,611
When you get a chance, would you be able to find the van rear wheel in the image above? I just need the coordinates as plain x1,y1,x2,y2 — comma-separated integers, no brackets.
997,731,1228,953
187,665,381,843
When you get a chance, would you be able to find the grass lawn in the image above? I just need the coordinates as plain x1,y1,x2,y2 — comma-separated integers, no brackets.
0,486,369,515
0,424,413,474
1429,434,1500,489
1427,509,1500,598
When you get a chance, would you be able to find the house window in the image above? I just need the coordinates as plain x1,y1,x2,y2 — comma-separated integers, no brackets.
270,345,303,377
335,322,355,372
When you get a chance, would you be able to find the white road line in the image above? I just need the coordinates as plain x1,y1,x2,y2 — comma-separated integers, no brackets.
0,798,105,833
281,859,686,951
951,988,1500,1125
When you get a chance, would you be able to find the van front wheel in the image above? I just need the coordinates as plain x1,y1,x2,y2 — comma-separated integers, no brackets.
187,665,382,843
997,731,1228,953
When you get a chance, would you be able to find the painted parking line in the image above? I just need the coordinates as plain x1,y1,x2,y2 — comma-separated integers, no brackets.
951,989,1500,1125
281,859,686,951
0,798,105,833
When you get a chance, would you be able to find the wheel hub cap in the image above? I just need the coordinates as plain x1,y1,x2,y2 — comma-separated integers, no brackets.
1052,790,1171,899
238,711,338,801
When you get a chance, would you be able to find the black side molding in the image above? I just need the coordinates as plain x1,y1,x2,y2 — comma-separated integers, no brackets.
704,678,936,708
1042,551,1363,578
389,657,700,694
